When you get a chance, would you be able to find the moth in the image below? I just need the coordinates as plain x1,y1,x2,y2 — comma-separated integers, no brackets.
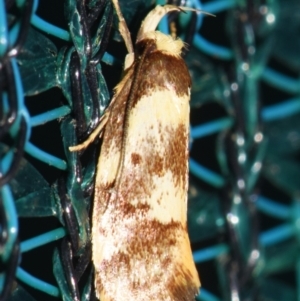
70,3,200,301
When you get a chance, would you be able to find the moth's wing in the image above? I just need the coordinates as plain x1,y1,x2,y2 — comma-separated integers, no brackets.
93,67,134,192
92,68,135,301
120,100,197,298
93,42,199,301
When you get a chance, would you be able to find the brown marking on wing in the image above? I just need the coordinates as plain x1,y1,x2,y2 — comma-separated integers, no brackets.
130,38,191,108
146,123,189,187
120,200,151,216
164,123,189,187
167,265,199,301
131,153,142,165
115,122,188,203
96,219,198,301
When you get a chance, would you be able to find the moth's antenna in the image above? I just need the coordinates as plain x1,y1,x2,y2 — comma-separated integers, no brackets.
111,0,134,54
136,5,215,42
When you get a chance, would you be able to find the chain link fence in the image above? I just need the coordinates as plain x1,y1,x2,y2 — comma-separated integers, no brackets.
0,0,299,300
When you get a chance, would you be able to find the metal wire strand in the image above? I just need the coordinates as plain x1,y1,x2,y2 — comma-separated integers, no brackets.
0,240,20,301
69,0,113,141
70,51,87,140
86,1,113,130
86,0,108,28
87,269,98,301
57,176,80,254
7,0,34,59
0,117,27,187
59,237,80,301
4,0,15,10
0,195,8,250
0,62,17,140
90,1,113,65
76,0,92,62
74,241,91,280
85,64,101,130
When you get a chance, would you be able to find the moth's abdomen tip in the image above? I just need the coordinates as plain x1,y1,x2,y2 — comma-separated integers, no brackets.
93,226,200,301
94,270,200,301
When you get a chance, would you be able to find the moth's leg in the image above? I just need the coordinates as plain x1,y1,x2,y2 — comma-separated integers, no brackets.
69,111,110,152
111,0,133,54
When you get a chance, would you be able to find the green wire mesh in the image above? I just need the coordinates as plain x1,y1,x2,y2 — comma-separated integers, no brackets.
1,0,300,300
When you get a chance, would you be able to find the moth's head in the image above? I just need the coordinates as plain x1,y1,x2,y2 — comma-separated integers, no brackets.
136,5,182,42
124,5,185,69
135,5,186,58
136,4,213,42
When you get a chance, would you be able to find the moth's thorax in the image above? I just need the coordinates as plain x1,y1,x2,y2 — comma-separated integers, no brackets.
139,31,185,57
130,38,191,105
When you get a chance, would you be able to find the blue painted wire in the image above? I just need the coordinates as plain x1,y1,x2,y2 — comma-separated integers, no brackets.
1,185,18,263
2,92,8,112
193,244,229,263
191,117,233,139
10,61,68,170
8,0,36,47
32,0,38,13
30,106,71,127
25,142,67,170
8,21,20,47
9,0,71,45
0,0,8,56
189,97,300,145
16,267,60,297
1,151,13,175
21,228,66,253
31,14,70,41
4,1,298,297
189,158,225,187
256,196,290,220
156,0,234,59
102,51,121,66
190,97,300,141
259,223,294,247
175,0,236,33
189,97,300,185
29,0,119,67
156,0,204,34
261,98,300,121
262,67,300,94
197,288,221,301
10,59,32,141
193,1,232,59
16,0,38,13
202,0,235,14
30,4,118,65
0,274,4,296
188,0,204,31
296,258,300,301
193,34,233,59
190,96,300,184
